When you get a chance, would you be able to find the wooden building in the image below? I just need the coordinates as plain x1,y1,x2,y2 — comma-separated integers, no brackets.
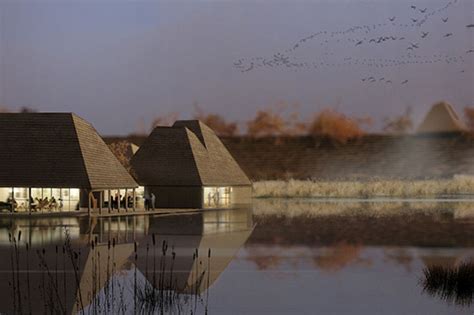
131,120,252,209
0,113,138,214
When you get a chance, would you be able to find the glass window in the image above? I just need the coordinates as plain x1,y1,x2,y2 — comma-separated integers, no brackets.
203,187,232,208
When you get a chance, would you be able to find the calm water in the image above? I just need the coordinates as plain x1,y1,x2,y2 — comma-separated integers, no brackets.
1,199,474,314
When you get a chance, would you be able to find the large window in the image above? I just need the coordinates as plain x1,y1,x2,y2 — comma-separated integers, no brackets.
203,187,232,208
0,187,80,212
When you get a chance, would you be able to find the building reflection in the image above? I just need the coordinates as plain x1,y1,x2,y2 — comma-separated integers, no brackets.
0,208,253,314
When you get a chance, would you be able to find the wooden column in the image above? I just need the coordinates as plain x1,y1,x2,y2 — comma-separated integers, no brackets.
99,191,103,215
133,188,136,212
108,190,112,213
125,188,128,212
88,191,91,216
28,188,32,215
117,189,120,212
10,188,14,214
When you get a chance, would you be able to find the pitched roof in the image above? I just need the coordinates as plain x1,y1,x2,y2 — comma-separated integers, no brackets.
131,120,251,186
417,102,466,133
0,113,137,189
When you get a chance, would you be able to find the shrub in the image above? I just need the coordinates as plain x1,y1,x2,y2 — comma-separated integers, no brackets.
383,106,413,134
308,109,366,143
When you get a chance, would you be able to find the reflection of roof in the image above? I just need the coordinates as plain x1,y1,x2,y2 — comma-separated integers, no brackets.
135,228,252,294
136,209,253,294
72,243,134,314
0,240,133,315
0,113,137,189
131,120,251,186
417,102,466,133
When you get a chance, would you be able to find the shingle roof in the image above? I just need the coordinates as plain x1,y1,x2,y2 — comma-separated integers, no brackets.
131,120,251,186
0,113,138,189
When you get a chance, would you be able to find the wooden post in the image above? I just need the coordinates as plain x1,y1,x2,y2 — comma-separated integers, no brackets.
117,189,120,212
99,191,103,215
125,188,128,212
10,187,14,214
133,188,136,212
88,191,91,216
28,188,32,215
108,190,112,214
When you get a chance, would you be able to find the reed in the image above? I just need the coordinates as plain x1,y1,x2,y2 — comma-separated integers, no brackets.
422,261,474,306
253,176,474,199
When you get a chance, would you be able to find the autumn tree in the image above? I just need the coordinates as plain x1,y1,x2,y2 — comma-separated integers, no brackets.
193,104,238,136
246,102,308,137
464,107,474,130
150,112,180,129
246,109,286,137
308,109,367,143
383,107,413,134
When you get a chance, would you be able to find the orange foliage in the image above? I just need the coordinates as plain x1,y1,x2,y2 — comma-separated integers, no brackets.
464,107,474,130
247,102,308,137
383,107,413,134
246,109,286,137
193,105,238,136
150,112,179,129
308,109,366,143
107,141,135,171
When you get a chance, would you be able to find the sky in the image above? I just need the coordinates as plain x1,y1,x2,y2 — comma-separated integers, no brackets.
0,0,473,135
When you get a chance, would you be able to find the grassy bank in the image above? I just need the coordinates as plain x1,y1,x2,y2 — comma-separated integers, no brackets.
253,176,474,199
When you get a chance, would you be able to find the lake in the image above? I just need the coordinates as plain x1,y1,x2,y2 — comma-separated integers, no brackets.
1,199,473,314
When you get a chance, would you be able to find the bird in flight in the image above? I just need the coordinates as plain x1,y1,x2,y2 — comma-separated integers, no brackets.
401,80,409,84
467,49,474,53
467,24,474,28
410,5,416,9
411,18,418,23
419,8,427,13
421,32,429,38
410,43,419,49
355,40,363,46
444,33,453,37
389,17,396,22
442,17,448,23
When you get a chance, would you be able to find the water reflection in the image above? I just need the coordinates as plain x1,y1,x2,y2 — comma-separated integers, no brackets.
0,209,253,314
242,199,474,313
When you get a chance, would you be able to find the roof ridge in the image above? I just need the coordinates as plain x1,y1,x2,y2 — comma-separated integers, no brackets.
184,128,205,186
71,114,93,190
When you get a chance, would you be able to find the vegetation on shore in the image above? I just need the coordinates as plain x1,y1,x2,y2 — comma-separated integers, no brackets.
252,176,474,199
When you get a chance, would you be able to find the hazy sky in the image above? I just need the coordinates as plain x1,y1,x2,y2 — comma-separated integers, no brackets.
0,0,473,135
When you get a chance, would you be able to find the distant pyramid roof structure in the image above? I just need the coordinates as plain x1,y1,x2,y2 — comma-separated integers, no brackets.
131,120,251,186
417,102,466,133
0,113,138,189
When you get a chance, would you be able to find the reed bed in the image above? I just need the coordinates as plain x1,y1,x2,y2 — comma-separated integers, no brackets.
252,198,474,218
422,261,474,306
253,176,474,199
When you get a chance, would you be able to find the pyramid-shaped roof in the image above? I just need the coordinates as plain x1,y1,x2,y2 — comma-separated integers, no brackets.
131,120,251,186
417,102,466,133
0,113,138,189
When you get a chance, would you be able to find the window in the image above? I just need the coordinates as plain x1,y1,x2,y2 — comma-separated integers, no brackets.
203,186,232,208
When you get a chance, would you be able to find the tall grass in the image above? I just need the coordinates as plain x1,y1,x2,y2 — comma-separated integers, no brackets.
253,176,474,199
422,261,474,306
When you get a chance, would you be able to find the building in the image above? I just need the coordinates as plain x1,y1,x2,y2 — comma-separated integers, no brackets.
131,120,252,209
417,101,466,133
0,113,138,214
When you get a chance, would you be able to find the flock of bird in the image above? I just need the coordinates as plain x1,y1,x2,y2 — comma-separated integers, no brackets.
233,0,474,87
